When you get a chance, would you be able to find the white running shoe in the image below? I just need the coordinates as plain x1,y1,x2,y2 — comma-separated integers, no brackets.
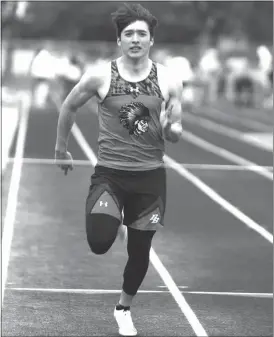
114,307,137,336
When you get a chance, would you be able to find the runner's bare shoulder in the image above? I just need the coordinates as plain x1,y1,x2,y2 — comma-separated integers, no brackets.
83,60,112,100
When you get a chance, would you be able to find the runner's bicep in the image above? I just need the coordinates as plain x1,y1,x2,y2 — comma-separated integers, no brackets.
63,71,100,111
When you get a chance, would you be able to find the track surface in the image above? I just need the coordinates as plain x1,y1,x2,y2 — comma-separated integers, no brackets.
2,94,273,336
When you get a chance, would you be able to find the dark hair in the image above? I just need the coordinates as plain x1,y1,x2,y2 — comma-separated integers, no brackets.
111,3,158,38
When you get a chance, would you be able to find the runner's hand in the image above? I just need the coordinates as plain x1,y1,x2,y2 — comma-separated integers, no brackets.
160,101,174,129
55,150,73,175
160,101,182,142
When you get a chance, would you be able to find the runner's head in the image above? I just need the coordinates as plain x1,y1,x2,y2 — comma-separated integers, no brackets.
111,3,158,59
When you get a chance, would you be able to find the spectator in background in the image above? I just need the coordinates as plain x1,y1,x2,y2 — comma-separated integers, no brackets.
56,53,85,101
234,72,254,107
197,48,221,105
30,44,56,108
164,56,195,113
225,55,254,108
256,45,273,108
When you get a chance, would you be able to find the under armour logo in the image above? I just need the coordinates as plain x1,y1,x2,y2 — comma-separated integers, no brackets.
129,86,140,94
99,201,108,207
126,84,140,98
150,214,160,224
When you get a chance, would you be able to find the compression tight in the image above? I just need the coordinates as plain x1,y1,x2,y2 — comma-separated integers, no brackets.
86,213,156,296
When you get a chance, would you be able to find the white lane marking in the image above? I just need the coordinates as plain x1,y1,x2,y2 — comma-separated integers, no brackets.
70,122,208,337
214,104,273,125
7,158,273,171
161,287,272,298
149,248,208,336
8,288,273,299
1,105,20,172
175,164,272,171
158,285,189,289
184,113,273,152
183,291,273,298
8,158,93,166
164,155,273,244
206,107,271,132
71,124,97,166
242,133,273,151
2,93,31,306
180,130,273,180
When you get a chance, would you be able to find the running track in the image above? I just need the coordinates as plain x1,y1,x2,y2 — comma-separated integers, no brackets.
2,93,273,336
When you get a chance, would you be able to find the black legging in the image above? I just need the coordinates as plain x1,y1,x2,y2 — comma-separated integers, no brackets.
86,213,155,295
123,227,155,295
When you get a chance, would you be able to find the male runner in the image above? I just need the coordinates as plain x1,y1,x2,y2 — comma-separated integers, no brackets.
55,3,183,336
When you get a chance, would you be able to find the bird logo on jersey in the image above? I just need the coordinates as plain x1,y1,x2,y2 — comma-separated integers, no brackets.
119,101,151,137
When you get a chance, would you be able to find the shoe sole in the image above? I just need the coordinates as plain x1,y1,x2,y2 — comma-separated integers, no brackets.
118,329,137,336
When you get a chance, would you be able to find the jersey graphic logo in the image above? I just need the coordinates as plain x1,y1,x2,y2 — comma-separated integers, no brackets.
119,101,151,137
125,84,140,99
99,201,108,207
150,214,160,224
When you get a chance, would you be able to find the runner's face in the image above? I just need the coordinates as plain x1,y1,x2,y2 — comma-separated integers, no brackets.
118,20,154,59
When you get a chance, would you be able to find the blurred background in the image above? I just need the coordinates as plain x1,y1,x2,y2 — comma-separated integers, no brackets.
2,0,273,111
2,4,273,335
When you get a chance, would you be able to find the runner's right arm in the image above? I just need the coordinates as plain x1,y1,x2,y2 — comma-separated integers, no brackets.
55,70,102,153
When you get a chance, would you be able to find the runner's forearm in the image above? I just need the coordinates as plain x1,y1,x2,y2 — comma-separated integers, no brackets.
55,103,77,152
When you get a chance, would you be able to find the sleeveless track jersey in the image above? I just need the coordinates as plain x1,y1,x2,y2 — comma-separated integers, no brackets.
97,60,165,171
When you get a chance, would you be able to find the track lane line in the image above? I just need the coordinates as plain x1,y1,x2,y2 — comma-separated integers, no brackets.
204,106,271,132
213,105,273,126
180,130,273,180
2,93,31,306
1,104,20,173
164,155,273,244
7,157,273,171
8,288,273,299
183,113,273,152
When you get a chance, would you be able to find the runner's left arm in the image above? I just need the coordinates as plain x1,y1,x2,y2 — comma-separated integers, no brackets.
161,75,183,143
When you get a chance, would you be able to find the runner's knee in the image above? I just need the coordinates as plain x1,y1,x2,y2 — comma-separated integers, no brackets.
86,213,120,254
85,185,122,255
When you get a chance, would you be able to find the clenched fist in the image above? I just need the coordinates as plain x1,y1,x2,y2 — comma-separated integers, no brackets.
55,150,74,175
